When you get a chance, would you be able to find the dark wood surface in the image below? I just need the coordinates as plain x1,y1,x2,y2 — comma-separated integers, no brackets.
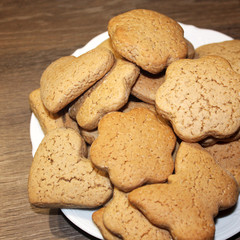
0,0,239,239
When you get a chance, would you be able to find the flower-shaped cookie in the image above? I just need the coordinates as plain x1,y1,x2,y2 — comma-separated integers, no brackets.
90,108,176,192
155,55,240,142
108,9,187,74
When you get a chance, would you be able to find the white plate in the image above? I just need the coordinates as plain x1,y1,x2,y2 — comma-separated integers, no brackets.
30,23,240,240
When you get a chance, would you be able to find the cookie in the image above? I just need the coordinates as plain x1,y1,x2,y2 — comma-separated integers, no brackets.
155,55,240,142
129,142,239,240
205,139,240,187
40,47,115,113
74,59,139,130
97,38,123,59
102,188,171,240
185,38,195,59
131,70,165,104
108,9,187,74
28,128,112,208
29,88,79,134
92,207,121,240
90,108,176,192
200,128,240,147
78,100,168,145
195,39,240,74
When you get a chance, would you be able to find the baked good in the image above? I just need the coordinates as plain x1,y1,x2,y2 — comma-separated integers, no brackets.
74,58,139,130
29,88,79,134
195,39,240,74
129,142,239,240
155,55,240,142
102,188,171,240
90,108,176,192
131,70,165,104
40,47,115,113
28,128,112,208
205,139,240,188
79,100,169,145
108,9,187,74
92,207,121,240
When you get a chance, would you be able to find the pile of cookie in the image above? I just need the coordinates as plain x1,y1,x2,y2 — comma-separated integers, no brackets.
28,9,240,240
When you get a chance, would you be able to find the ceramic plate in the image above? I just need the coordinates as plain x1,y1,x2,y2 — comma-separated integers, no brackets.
30,23,240,240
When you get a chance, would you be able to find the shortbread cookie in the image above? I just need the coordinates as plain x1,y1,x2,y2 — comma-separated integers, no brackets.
108,9,187,74
90,108,176,192
155,55,240,142
29,88,79,134
74,59,139,130
40,47,115,113
92,207,121,240
205,139,240,187
195,40,240,74
102,188,171,240
131,70,165,104
129,142,239,240
28,128,112,208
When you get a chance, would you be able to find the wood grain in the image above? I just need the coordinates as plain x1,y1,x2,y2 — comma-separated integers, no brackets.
0,0,239,239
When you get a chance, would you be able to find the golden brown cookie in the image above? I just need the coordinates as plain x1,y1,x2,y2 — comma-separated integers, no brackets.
155,55,240,142
28,128,112,208
40,47,115,113
74,59,139,130
129,142,239,240
195,39,240,74
29,88,79,134
205,139,240,187
102,188,171,240
90,108,176,192
131,70,165,104
108,9,187,74
97,38,122,59
92,208,122,240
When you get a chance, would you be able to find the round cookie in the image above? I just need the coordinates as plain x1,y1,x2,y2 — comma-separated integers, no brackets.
40,47,115,113
28,128,112,208
108,9,187,74
155,55,240,142
195,39,240,74
90,108,176,192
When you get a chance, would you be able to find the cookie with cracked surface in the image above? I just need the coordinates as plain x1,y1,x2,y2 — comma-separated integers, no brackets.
92,207,121,240
108,9,187,74
195,40,240,74
78,100,169,145
129,142,239,240
28,128,112,208
73,59,139,130
40,47,115,113
102,188,171,240
155,55,240,142
205,139,240,188
90,108,176,192
29,88,80,135
131,69,166,104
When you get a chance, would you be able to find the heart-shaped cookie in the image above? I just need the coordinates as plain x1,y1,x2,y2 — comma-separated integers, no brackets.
28,128,112,208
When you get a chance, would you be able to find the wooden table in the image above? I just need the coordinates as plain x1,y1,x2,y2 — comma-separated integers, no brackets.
1,0,239,239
